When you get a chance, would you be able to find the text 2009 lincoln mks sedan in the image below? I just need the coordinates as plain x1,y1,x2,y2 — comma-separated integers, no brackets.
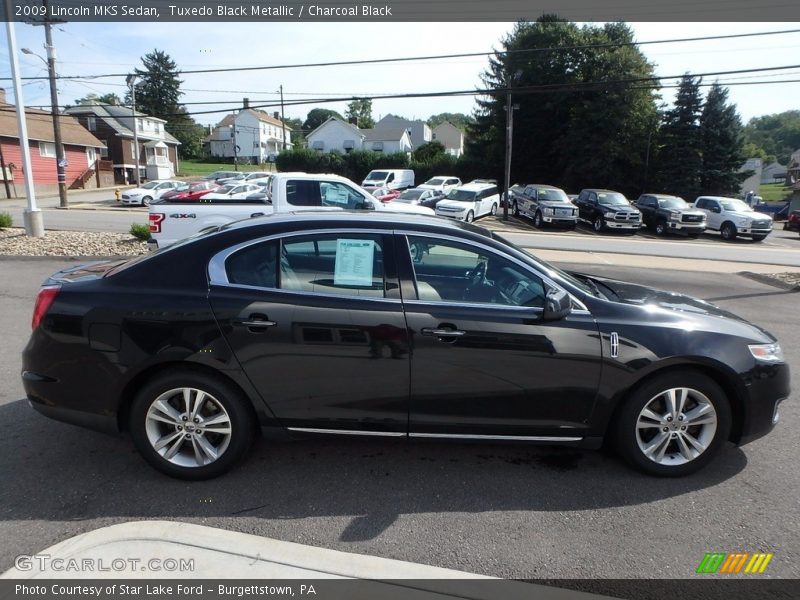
22,212,789,479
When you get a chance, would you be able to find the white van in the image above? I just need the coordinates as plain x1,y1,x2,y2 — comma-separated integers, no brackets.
361,169,414,192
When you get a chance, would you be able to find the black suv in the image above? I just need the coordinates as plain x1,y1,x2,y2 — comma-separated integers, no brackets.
635,194,707,237
575,189,641,233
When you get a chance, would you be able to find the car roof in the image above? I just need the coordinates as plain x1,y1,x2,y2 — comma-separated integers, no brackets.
220,210,495,238
642,194,682,199
697,195,739,201
458,182,497,192
523,184,563,189
583,188,621,193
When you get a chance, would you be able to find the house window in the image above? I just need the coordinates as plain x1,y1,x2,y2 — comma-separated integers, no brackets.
137,119,143,132
311,141,325,151
86,147,96,167
100,141,109,158
87,116,97,131
39,142,56,158
154,123,160,134
372,142,384,152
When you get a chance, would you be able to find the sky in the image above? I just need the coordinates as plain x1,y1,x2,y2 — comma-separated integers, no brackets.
1,21,798,129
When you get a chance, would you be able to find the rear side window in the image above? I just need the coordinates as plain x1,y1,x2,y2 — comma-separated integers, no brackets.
226,241,278,288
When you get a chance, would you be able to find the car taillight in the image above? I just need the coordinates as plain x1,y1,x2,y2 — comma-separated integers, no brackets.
149,213,165,233
32,285,60,330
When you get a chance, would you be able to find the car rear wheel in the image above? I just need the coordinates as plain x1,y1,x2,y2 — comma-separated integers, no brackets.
465,211,474,223
142,196,153,207
130,371,255,480
655,220,668,236
720,222,737,240
614,370,731,476
593,216,604,232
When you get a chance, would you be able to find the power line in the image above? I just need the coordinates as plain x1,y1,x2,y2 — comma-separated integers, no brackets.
2,27,799,82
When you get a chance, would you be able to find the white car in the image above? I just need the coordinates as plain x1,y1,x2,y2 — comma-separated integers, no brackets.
217,171,272,185
200,183,264,201
694,196,774,241
417,176,462,195
435,182,500,222
121,180,183,206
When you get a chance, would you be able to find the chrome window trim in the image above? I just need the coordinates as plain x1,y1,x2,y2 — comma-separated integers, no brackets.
287,427,405,437
408,433,582,442
397,230,589,313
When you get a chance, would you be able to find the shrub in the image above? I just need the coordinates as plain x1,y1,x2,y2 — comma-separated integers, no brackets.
0,212,11,229
129,223,151,241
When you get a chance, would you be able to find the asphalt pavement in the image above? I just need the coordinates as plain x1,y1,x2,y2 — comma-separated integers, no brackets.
0,258,797,580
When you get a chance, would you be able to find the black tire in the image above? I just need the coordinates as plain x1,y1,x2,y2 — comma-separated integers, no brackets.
130,370,256,480
593,216,605,232
688,233,701,239
491,203,498,216
751,235,767,242
655,220,668,236
533,211,544,228
512,202,519,217
613,370,731,477
142,196,153,207
720,221,737,241
465,211,474,223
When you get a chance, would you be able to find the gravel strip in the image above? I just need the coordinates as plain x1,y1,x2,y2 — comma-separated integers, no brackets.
761,272,800,288
0,227,148,257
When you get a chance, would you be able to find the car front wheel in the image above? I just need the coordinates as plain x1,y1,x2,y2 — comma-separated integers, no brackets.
593,216,605,232
130,371,255,480
512,202,519,217
142,196,153,207
465,211,474,223
655,220,668,236
490,203,498,216
720,222,737,240
614,370,731,476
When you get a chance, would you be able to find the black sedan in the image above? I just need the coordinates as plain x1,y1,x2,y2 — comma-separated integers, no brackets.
22,213,789,479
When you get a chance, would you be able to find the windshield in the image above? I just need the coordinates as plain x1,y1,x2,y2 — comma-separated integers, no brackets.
399,190,424,200
365,171,389,181
597,192,628,206
424,178,445,186
721,199,753,212
173,184,190,192
538,188,569,202
141,181,159,189
658,197,689,209
492,232,598,297
189,183,207,191
216,185,235,194
445,189,477,202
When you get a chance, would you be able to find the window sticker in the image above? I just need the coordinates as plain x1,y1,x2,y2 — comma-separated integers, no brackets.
334,239,375,287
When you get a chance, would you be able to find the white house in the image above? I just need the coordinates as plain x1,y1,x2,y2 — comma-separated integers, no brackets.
432,122,465,157
360,125,413,154
760,161,787,185
739,157,763,195
207,101,292,163
375,115,431,149
305,117,365,153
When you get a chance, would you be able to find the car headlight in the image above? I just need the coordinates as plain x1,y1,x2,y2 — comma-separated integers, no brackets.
669,211,681,222
543,207,554,216
749,343,784,363
604,211,616,218
737,218,751,227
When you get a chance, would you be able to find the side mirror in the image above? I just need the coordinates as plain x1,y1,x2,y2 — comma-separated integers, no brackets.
356,200,376,211
542,288,572,321
711,206,721,213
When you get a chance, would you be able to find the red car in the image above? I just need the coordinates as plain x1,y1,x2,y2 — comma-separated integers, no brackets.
371,186,402,203
159,181,220,202
785,210,800,233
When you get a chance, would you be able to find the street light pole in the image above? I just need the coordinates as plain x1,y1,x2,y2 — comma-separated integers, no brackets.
5,13,44,236
126,74,141,186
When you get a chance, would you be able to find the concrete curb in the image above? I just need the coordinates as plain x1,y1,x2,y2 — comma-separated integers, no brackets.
739,271,800,291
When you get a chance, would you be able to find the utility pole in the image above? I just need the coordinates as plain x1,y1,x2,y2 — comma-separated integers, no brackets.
502,71,522,222
43,3,67,207
126,74,141,185
230,122,238,171
279,85,287,151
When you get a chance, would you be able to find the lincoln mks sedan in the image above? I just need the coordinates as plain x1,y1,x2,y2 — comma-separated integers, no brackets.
22,212,789,479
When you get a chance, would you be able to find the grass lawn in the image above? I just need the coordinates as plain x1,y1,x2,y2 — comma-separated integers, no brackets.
758,182,793,203
177,159,276,178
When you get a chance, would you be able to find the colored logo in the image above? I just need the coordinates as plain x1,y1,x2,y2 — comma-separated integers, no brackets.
696,552,773,574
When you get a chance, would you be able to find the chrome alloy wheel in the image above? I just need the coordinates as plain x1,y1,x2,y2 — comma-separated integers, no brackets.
635,387,717,466
144,387,232,468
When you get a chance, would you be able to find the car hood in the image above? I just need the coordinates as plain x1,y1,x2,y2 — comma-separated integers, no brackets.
599,204,638,212
436,200,471,210
123,188,148,196
376,202,434,216
724,210,772,221
417,184,442,191
539,201,577,209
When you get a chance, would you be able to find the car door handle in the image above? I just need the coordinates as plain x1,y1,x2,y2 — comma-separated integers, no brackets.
234,314,277,331
422,327,466,338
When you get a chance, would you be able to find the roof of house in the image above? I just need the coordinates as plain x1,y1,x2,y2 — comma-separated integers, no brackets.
0,103,105,147
306,117,364,140
64,103,180,145
361,125,411,142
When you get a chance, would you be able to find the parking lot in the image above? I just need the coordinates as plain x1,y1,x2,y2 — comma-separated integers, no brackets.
0,256,797,579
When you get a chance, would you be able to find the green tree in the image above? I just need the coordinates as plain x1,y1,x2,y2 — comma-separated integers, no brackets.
428,113,473,131
466,17,659,196
653,74,704,199
412,141,447,162
699,83,747,196
73,92,122,106
281,117,305,145
345,98,374,128
303,108,344,134
743,110,800,165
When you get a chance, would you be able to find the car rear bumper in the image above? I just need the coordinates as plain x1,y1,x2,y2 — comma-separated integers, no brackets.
737,362,790,445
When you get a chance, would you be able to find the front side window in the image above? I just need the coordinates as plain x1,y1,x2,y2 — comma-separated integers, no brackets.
407,236,546,307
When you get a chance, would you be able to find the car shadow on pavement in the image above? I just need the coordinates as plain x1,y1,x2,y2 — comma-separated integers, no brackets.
0,397,747,546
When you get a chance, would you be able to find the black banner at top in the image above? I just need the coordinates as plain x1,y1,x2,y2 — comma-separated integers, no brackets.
1,0,795,22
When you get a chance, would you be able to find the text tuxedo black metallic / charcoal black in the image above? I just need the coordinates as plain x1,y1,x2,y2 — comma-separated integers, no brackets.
21,212,789,479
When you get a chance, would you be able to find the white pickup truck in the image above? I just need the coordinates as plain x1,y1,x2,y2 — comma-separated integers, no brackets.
147,172,435,250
